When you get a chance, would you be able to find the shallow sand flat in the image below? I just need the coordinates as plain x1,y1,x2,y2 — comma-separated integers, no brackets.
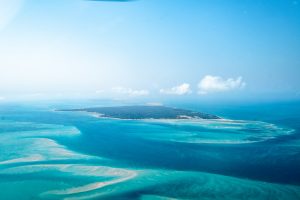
0,114,300,200
0,120,139,199
136,118,294,144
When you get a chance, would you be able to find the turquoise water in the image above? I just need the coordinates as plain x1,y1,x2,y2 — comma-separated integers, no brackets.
0,101,300,199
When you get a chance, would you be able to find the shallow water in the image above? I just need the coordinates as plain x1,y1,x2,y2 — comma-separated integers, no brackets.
0,101,300,199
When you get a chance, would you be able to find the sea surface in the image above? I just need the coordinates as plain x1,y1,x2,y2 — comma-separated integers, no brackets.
0,100,300,200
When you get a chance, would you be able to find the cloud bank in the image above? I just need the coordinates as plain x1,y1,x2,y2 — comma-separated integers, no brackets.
145,102,163,106
112,87,149,96
198,75,246,94
160,83,192,95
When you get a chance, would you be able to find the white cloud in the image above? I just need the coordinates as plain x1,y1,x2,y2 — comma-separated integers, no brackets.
145,102,163,106
198,75,246,94
112,87,149,96
160,83,192,95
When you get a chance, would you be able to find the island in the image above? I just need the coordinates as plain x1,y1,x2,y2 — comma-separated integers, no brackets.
59,106,220,120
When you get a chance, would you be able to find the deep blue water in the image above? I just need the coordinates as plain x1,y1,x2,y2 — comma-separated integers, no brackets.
0,100,300,199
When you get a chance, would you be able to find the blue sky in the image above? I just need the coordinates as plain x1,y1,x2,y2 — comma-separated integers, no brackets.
0,0,299,101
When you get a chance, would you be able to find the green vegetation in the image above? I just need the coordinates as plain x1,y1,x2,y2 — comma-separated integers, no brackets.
60,106,220,119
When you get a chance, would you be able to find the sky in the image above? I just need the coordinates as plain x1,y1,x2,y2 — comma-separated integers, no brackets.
0,0,299,101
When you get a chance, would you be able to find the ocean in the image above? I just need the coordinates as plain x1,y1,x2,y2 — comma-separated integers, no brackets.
0,100,300,200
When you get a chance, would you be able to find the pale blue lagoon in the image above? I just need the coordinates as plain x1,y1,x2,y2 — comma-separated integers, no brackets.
0,101,300,200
